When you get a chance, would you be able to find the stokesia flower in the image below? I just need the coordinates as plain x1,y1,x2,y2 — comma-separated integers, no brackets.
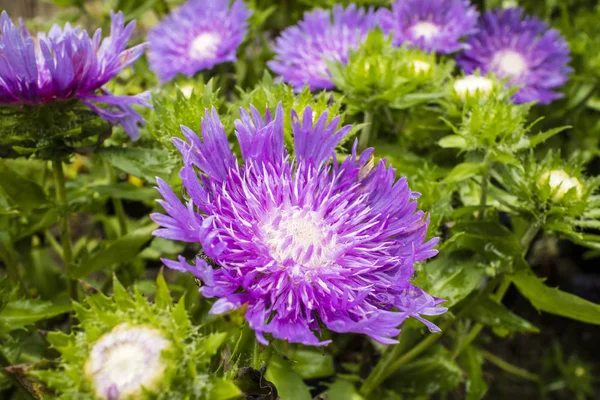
0,11,149,139
85,325,170,399
148,0,251,83
152,104,446,346
378,0,478,54
268,4,378,91
538,170,583,203
457,7,571,104
453,75,494,100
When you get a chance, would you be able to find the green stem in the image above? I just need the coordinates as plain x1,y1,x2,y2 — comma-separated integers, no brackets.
52,160,77,302
360,277,499,396
453,222,541,358
358,111,374,151
361,222,543,395
481,350,541,382
104,162,128,236
478,167,490,220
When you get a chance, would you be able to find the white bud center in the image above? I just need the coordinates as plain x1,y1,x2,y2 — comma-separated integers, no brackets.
492,50,528,78
539,170,583,202
86,325,170,400
261,207,335,269
189,32,221,60
410,22,440,40
412,60,432,75
454,75,494,100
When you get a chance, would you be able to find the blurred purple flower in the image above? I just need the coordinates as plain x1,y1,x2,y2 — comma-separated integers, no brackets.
148,0,251,83
457,7,571,104
378,0,479,54
268,4,378,91
0,11,148,139
152,104,446,346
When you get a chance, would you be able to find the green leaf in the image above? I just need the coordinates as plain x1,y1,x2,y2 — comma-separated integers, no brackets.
0,159,47,211
467,298,539,334
527,126,570,148
460,346,488,400
154,271,172,310
289,349,335,379
73,225,154,278
91,183,158,202
0,299,72,335
324,379,364,400
265,354,312,400
511,271,600,325
208,378,242,400
443,162,483,184
97,147,174,182
385,345,463,396
438,135,467,149
414,254,486,307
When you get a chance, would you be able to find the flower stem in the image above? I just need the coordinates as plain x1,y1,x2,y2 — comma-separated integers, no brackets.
453,222,541,358
358,111,374,151
104,162,128,236
360,222,543,395
478,167,490,220
52,160,77,302
360,277,499,396
481,349,541,382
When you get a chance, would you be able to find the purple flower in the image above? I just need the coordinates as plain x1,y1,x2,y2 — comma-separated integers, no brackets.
152,104,446,346
457,7,571,104
148,0,251,83
268,5,378,91
0,11,149,139
378,0,479,54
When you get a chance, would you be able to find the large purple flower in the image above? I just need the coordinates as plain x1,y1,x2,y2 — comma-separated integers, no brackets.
457,7,571,104
151,104,446,346
378,0,479,54
148,0,251,83
268,5,378,91
0,11,148,139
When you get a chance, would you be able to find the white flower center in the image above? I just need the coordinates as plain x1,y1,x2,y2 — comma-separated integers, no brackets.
189,32,221,60
85,325,170,400
453,75,494,100
261,207,335,269
410,22,440,40
492,50,528,77
539,170,583,202
412,60,431,75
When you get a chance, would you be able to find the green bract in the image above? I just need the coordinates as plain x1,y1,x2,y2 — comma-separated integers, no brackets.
32,275,240,400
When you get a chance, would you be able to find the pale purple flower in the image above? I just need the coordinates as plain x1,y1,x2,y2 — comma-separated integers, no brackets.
457,7,571,104
152,104,446,346
148,0,251,83
0,11,149,139
378,0,479,53
268,4,378,91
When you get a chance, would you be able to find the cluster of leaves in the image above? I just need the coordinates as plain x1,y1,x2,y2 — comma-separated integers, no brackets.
1,0,600,399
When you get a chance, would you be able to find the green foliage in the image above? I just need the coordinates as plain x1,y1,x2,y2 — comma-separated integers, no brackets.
329,30,452,114
32,275,237,399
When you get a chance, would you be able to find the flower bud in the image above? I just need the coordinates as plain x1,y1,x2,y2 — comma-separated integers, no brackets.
453,75,494,101
85,325,170,400
538,170,583,202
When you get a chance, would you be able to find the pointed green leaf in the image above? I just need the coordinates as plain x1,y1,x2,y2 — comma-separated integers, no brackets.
511,271,600,325
324,379,364,400
265,354,312,400
443,163,483,184
0,299,72,335
154,271,172,310
208,378,242,400
467,298,539,334
460,346,488,400
439,135,467,149
289,349,335,379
